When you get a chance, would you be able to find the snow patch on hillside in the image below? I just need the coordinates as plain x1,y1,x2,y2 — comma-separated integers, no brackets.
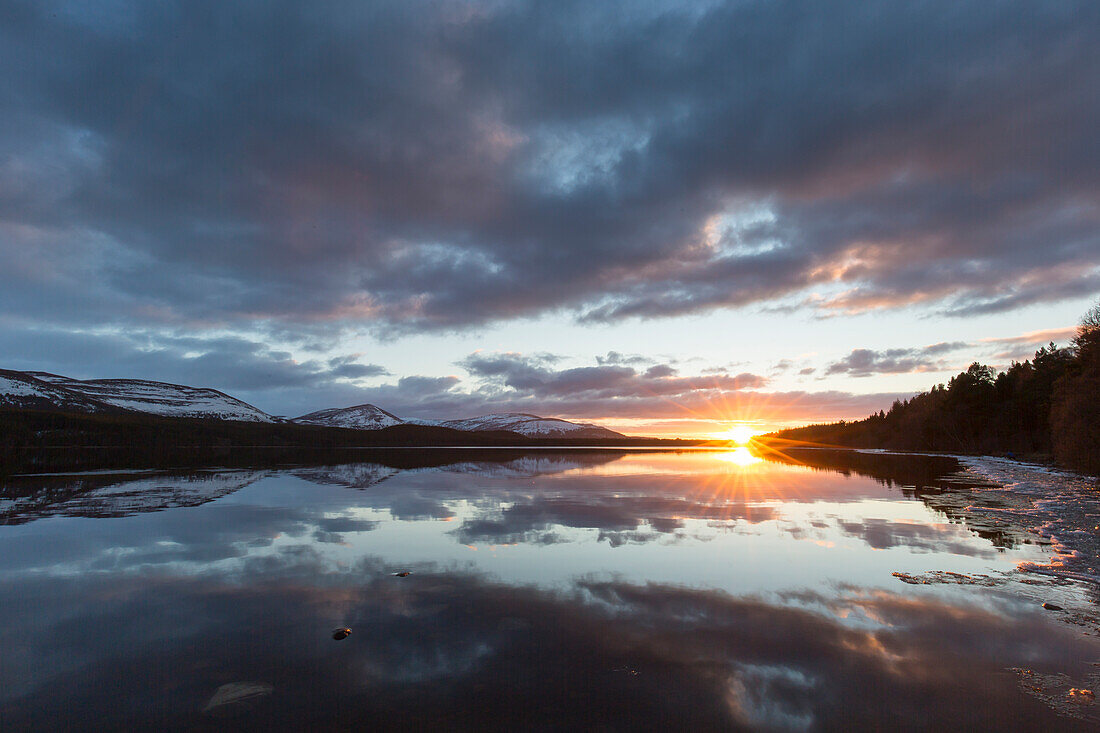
17,373,275,422
0,371,107,412
0,375,52,398
297,407,624,438
295,404,403,429
436,413,624,439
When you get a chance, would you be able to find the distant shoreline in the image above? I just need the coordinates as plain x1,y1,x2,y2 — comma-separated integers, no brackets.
0,408,722,476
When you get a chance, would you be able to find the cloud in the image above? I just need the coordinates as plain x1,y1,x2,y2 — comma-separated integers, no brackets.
326,355,389,379
644,364,677,378
825,342,969,377
982,328,1077,347
460,352,766,398
0,322,912,422
596,351,653,366
980,326,1078,361
0,325,387,411
821,328,1079,379
0,0,1097,341
333,367,905,426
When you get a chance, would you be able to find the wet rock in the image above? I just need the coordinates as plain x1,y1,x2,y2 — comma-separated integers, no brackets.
201,681,273,714
892,570,998,586
1043,602,1065,611
1012,668,1100,722
332,627,352,640
1068,688,1095,704
610,666,640,676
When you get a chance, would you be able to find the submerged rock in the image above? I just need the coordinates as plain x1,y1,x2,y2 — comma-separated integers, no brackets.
1013,668,1100,722
610,665,640,676
1068,688,1095,703
891,570,998,586
201,681,273,714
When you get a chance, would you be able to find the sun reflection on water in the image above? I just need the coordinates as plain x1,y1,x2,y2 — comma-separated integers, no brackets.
714,446,763,467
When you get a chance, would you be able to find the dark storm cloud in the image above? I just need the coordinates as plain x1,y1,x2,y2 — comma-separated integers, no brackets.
0,0,1097,339
327,355,390,379
825,342,969,377
460,351,765,398
0,325,386,396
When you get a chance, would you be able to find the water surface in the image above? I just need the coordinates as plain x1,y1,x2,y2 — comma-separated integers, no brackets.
1,449,1096,730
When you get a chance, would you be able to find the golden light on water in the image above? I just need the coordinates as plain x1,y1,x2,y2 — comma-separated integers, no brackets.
714,446,763,466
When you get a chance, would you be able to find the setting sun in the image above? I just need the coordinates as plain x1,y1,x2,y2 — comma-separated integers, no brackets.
714,424,760,445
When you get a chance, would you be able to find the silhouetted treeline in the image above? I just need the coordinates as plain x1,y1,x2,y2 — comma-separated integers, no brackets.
770,302,1100,475
0,410,707,476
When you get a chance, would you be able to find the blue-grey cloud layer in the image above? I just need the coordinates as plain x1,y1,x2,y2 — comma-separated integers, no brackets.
2,0,1098,339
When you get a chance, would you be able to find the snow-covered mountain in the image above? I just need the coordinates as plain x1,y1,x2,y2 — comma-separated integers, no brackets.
2,367,626,437
416,413,625,439
0,370,109,413
294,404,403,429
293,404,624,439
0,369,276,422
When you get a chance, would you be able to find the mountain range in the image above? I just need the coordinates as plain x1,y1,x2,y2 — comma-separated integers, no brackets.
0,369,624,439
0,369,274,422
406,413,624,440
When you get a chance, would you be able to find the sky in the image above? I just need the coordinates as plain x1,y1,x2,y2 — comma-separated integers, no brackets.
1,0,1098,436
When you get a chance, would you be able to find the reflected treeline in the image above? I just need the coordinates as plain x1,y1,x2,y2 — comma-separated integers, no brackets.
3,449,1036,551
295,451,777,545
0,452,627,526
759,447,1038,548
759,447,962,489
293,449,626,485
2,556,1095,731
0,448,1043,553
0,408,699,477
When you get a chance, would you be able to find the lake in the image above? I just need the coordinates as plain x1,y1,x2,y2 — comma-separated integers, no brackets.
2,448,1097,730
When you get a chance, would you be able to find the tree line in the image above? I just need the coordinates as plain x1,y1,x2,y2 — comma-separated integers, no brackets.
0,409,707,476
770,301,1100,475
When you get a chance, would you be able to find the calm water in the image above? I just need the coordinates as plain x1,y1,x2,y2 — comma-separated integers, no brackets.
1,449,1097,730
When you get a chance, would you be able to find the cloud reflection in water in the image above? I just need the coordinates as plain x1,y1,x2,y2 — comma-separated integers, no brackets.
0,450,1090,730
0,556,1095,731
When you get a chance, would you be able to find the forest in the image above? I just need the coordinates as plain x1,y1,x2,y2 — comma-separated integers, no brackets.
0,409,705,477
769,302,1100,475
